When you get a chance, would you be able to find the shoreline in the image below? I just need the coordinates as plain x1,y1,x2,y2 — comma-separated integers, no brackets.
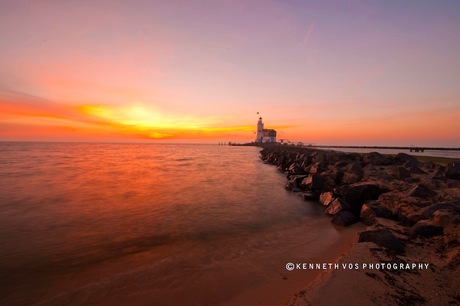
258,145,460,305
219,223,366,306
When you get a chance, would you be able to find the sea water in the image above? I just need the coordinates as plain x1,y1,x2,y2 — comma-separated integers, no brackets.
0,142,357,306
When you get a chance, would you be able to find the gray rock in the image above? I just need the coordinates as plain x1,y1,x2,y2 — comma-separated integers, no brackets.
360,204,377,225
300,174,324,190
285,176,302,191
423,202,460,218
351,184,382,203
311,152,326,164
446,162,460,180
421,161,436,171
288,162,305,175
334,160,349,167
394,153,419,167
363,152,391,165
305,162,326,174
319,173,337,191
374,170,394,181
398,211,424,227
331,211,358,226
431,210,460,228
358,229,405,254
408,184,437,198
341,172,362,184
319,191,335,207
410,220,443,238
334,184,382,216
345,161,364,177
365,201,398,220
325,198,351,215
389,166,411,180
409,165,426,174
341,172,361,184
345,153,362,162
301,191,320,201
432,168,446,181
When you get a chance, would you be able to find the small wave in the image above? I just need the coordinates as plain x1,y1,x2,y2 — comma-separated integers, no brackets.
174,158,194,161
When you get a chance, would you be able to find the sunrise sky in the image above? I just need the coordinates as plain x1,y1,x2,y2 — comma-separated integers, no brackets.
1,0,459,146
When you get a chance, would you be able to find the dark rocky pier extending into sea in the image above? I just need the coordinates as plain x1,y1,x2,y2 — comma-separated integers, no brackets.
258,144,460,305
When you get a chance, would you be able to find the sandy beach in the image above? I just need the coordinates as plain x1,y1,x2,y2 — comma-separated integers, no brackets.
219,223,366,306
287,220,459,306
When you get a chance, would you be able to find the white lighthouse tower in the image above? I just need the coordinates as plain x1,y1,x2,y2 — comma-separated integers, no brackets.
256,116,264,143
255,115,277,143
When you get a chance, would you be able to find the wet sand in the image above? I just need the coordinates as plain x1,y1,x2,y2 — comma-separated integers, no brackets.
218,223,366,306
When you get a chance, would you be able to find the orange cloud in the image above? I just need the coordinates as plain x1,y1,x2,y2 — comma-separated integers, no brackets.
0,92,257,141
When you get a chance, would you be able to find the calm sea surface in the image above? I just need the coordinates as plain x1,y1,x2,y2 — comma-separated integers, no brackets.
0,142,358,306
318,147,460,159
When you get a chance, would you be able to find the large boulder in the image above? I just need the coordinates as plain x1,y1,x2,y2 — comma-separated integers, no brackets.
398,210,425,227
423,202,460,218
324,151,348,165
358,229,405,254
319,191,335,207
325,198,351,215
394,153,419,167
446,163,460,180
432,168,446,181
363,152,391,165
305,162,326,174
343,161,364,179
331,211,358,226
431,210,460,243
334,160,349,167
301,191,321,201
300,174,324,190
409,220,443,238
300,156,312,169
334,183,382,204
421,161,436,171
409,165,426,174
284,176,303,192
431,209,460,227
374,170,394,181
344,152,362,162
407,184,437,198
341,172,362,184
319,173,337,191
360,204,378,225
364,200,398,220
310,151,327,164
288,162,305,176
327,169,344,184
334,184,382,216
388,166,411,180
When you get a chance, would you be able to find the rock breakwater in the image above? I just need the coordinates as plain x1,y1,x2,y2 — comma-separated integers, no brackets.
260,145,460,305
260,146,460,233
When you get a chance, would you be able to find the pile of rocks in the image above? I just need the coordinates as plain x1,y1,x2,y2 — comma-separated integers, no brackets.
260,146,460,252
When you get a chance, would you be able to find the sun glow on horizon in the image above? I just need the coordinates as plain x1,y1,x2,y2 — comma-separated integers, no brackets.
77,103,256,138
0,92,258,142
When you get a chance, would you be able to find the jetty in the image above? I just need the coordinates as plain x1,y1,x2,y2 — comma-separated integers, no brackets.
309,145,460,152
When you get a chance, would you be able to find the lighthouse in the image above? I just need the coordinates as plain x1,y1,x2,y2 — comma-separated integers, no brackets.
255,116,277,143
256,117,264,142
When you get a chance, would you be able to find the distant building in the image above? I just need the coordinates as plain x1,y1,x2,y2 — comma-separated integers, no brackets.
255,117,277,143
